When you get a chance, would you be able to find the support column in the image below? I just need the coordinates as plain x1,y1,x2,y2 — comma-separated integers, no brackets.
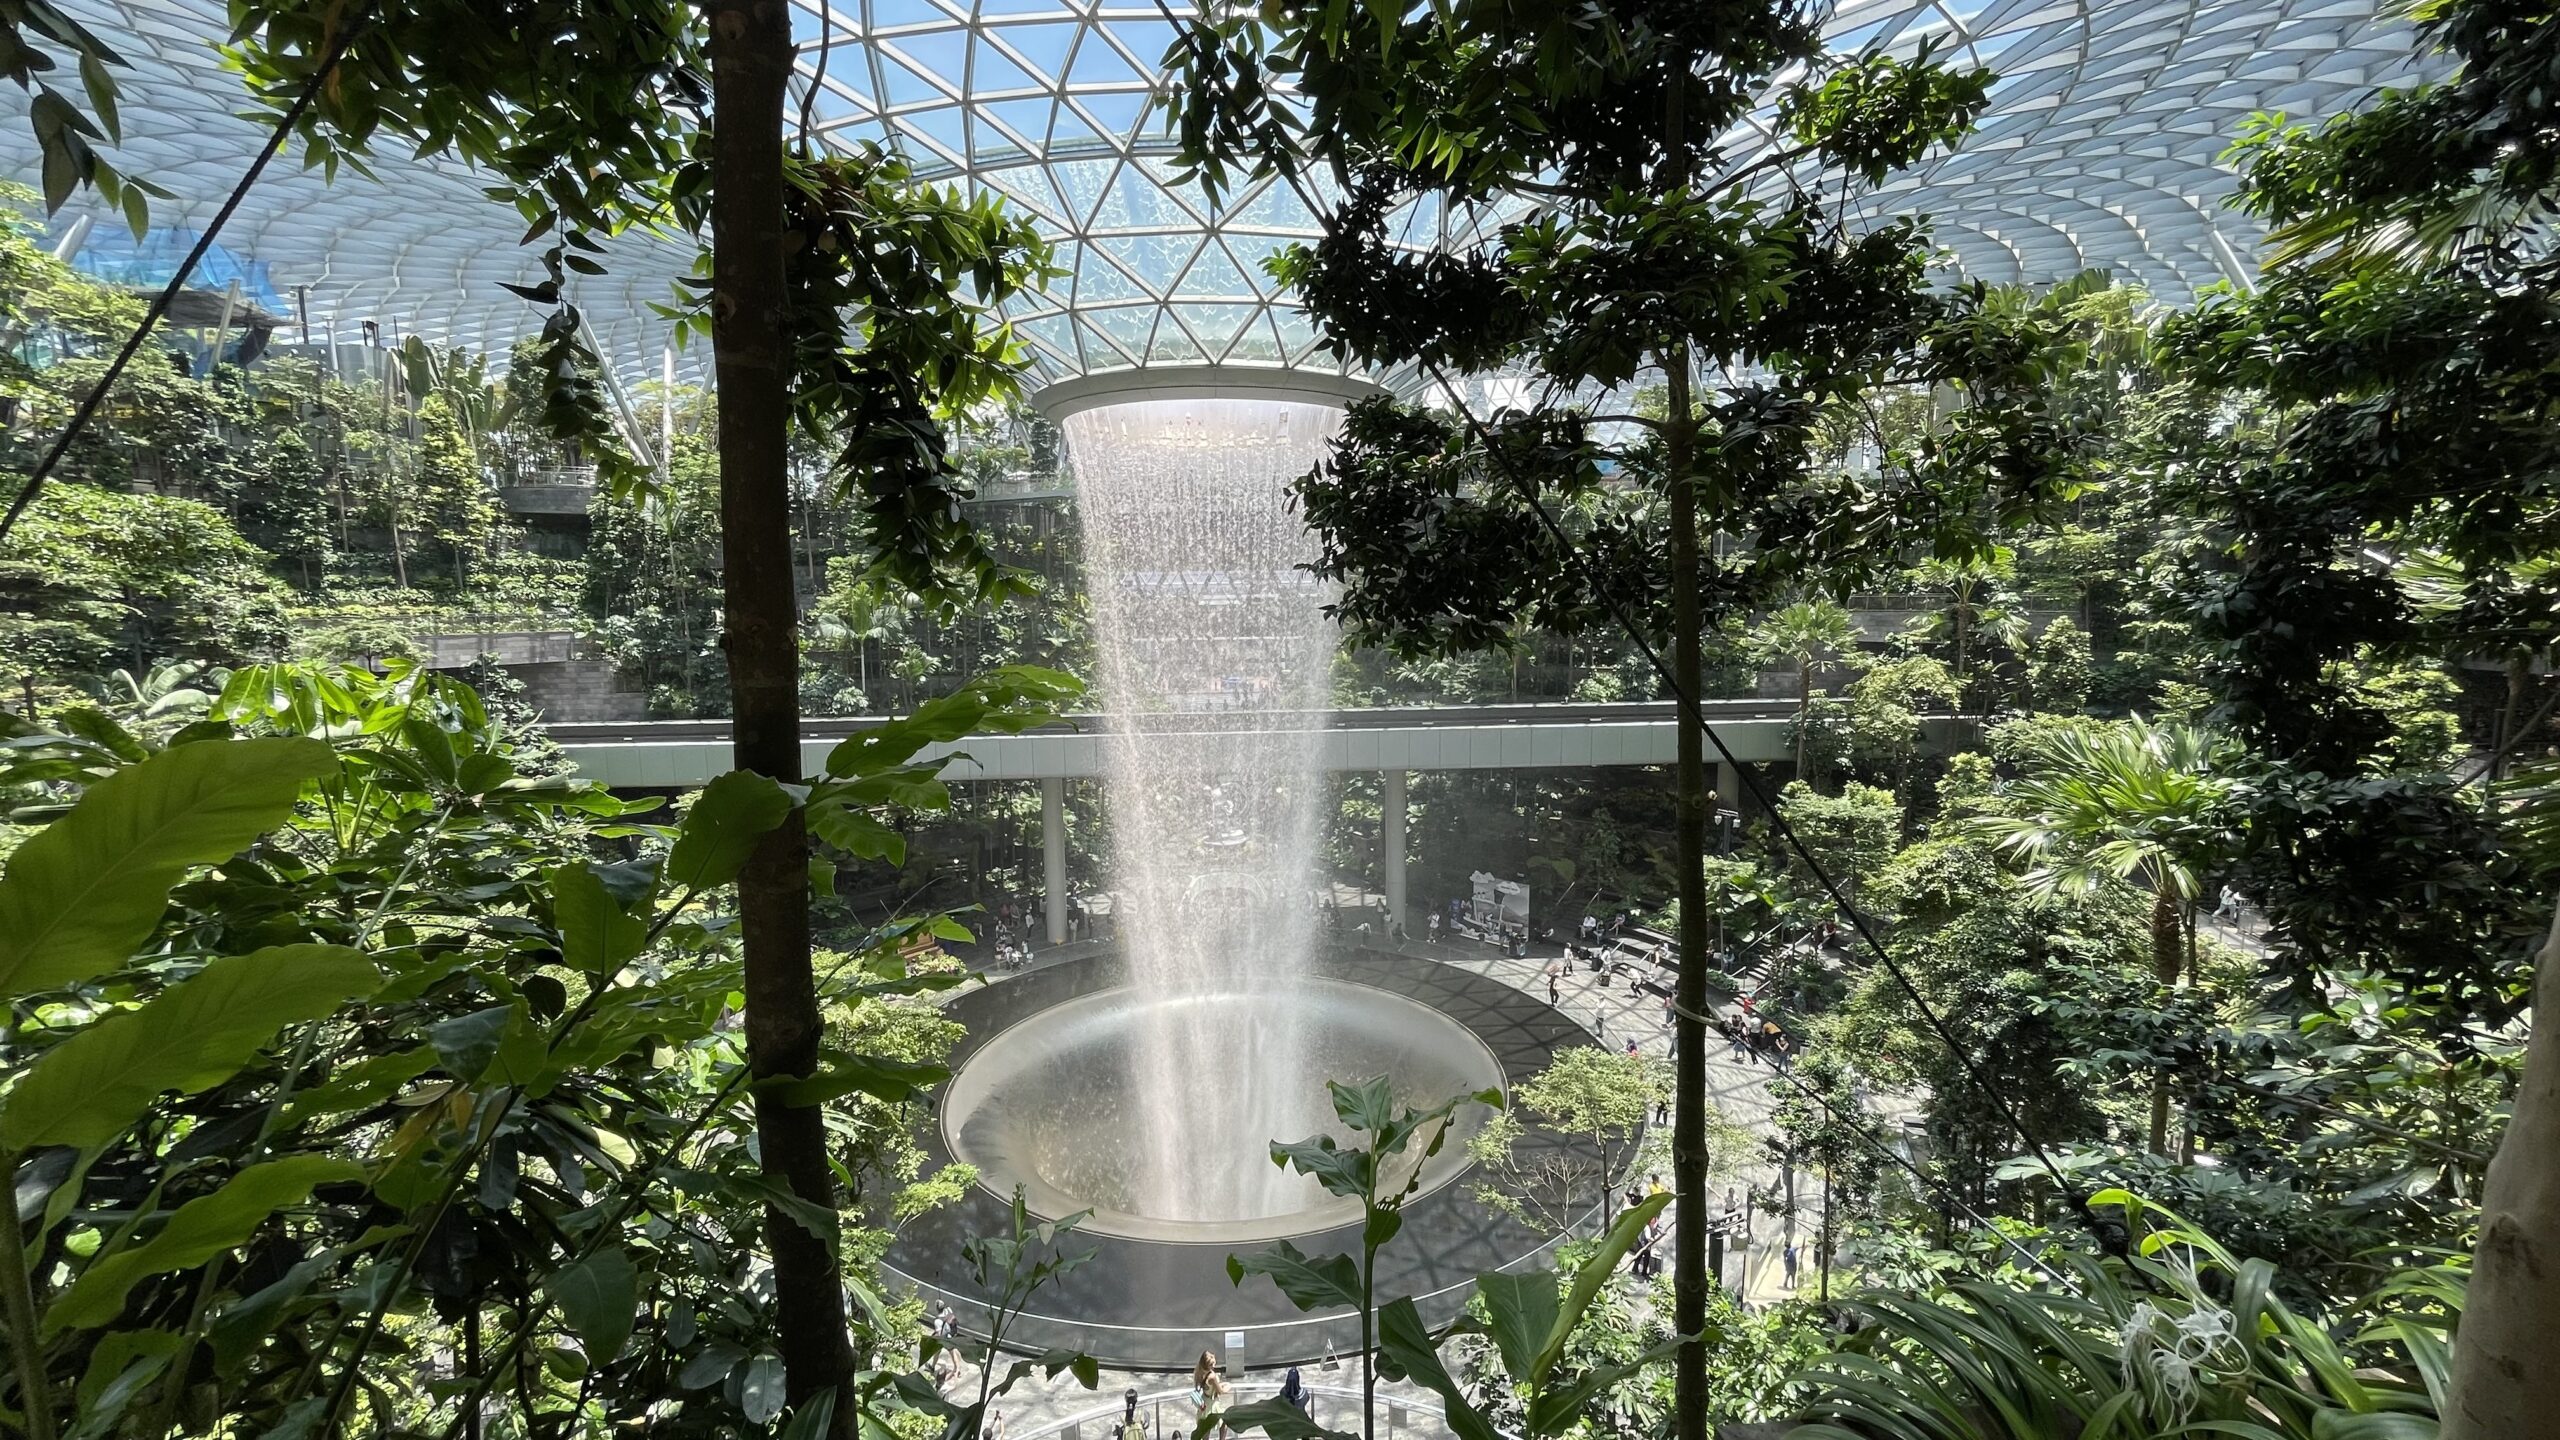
1716,760,1741,815
1382,769,1408,935
1041,777,1067,946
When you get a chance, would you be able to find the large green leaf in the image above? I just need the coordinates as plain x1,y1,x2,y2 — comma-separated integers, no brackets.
1474,1270,1559,1386
663,769,796,893
821,668,1079,777
542,1247,640,1363
47,1155,361,1333
1541,1190,1667,1376
762,1052,951,1106
549,862,649,976
1217,1398,1358,1440
0,944,379,1152
1226,1238,1361,1313
1375,1297,1503,1440
1270,1134,1373,1200
0,737,334,997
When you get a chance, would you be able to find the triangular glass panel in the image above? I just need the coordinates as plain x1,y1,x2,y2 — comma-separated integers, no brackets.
1087,304,1154,359
1219,232,1300,292
1077,313,1137,369
1097,168,1196,231
895,104,972,164
970,114,1038,166
1068,90,1148,143
1019,316,1078,370
1147,320,1207,364
1272,304,1317,354
1071,244,1147,303
799,78,875,125
972,0,1074,17
1048,101,1118,154
977,163,1061,224
1101,18,1179,74
1226,309,1286,363
1050,158,1117,226
876,50,956,105
1229,180,1320,233
966,36,1045,93
988,21,1080,83
888,28,973,86
1177,303,1258,359
1066,33,1147,87
1174,239,1255,298
1021,313,1077,359
1096,232,1195,295
979,102,1057,156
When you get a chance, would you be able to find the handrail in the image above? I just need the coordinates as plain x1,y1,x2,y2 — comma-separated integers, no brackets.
547,698,1804,745
1006,1381,1453,1440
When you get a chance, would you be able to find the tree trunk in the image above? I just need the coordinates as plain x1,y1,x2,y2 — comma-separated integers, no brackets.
2444,896,2560,1440
1664,70,1708,1440
2497,655,2529,783
1795,661,1811,777
2147,885,2180,1155
706,0,857,1426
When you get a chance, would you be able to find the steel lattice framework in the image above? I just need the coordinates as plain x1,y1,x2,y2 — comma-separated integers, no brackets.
3,0,2440,382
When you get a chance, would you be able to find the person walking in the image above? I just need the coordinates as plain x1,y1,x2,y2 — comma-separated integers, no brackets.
1427,911,1441,945
1547,968,1562,1006
1653,1094,1670,1126
1783,1243,1800,1289
1192,1352,1232,1440
1279,1367,1311,1419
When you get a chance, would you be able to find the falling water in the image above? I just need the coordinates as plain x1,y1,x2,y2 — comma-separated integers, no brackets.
1066,396,1346,1224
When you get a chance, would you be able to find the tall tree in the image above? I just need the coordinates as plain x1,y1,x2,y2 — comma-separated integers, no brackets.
1972,717,2237,1153
217,4,1052,1425
1168,9,2089,1438
1748,598,1857,777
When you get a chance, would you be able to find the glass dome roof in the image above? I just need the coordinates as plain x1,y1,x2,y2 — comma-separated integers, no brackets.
1,0,2441,383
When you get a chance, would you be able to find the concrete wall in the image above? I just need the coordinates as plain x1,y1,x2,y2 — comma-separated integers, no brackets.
510,658,650,724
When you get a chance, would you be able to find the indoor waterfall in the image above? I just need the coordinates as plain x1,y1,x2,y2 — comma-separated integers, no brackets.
1066,395,1346,1224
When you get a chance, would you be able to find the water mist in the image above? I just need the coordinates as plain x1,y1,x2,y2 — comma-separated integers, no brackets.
1065,395,1345,1224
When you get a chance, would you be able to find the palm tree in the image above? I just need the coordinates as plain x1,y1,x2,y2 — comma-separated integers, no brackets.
1971,717,2238,1153
1909,549,2029,716
1749,598,1858,777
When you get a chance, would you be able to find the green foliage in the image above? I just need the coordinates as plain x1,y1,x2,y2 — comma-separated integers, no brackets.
1972,717,2238,914
779,148,1060,608
0,661,1048,1438
1775,780,1901,896
0,483,292,694
0,943,377,1152
1165,0,2093,663
0,735,331,994
1468,1046,1673,1234
1788,1193,2455,1440
2024,616,2094,712
0,3,163,223
1230,1078,1502,1437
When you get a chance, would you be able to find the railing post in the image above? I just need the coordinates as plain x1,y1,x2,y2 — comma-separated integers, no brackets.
1381,768,1407,937
1042,777,1068,946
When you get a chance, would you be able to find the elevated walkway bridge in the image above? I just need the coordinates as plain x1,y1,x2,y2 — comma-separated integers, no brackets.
548,698,1805,790
548,699,1938,946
